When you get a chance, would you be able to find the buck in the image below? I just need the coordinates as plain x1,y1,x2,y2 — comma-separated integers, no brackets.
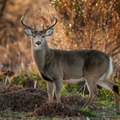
21,13,120,112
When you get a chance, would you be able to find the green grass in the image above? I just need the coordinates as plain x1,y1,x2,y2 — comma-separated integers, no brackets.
77,108,97,117
4,71,120,119
0,97,119,119
0,110,55,120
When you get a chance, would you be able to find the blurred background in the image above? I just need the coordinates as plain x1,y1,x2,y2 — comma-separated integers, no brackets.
0,0,120,79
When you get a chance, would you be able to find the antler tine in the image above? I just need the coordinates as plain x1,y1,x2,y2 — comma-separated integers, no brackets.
49,15,57,28
44,15,57,31
20,11,33,30
42,17,45,30
34,14,37,31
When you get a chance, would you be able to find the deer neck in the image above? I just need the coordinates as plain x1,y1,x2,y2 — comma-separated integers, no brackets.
31,40,52,72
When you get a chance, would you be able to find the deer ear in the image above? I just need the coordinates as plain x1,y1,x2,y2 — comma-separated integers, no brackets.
45,28,53,36
24,28,33,36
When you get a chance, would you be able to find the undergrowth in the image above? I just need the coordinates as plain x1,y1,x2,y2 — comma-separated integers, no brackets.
1,71,120,119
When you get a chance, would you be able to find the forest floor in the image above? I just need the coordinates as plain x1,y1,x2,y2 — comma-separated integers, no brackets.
0,84,119,120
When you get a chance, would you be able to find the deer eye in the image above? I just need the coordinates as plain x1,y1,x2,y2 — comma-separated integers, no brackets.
41,35,45,38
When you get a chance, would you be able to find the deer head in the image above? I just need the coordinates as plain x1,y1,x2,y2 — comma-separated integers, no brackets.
21,12,57,47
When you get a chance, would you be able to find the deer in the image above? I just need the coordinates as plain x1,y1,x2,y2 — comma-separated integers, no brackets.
21,12,120,112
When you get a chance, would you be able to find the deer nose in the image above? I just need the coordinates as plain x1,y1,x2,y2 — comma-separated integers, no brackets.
36,41,41,45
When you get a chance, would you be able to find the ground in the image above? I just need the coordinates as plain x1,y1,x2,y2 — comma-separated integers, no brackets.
0,84,119,120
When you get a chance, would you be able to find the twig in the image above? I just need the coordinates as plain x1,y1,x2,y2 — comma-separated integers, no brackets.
111,50,120,57
108,45,120,55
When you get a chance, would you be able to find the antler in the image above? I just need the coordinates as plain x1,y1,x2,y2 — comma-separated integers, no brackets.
42,17,45,30
21,11,57,32
42,16,57,31
20,11,34,30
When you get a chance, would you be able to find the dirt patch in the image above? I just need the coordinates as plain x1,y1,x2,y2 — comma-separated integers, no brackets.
0,84,21,94
0,85,85,117
32,102,81,117
62,95,84,108
0,88,47,112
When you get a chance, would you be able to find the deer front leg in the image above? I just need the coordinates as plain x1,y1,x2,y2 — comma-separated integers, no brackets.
46,81,55,103
55,79,62,103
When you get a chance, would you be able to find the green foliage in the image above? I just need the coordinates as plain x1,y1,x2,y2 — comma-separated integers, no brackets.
116,112,120,116
38,79,47,90
98,100,115,109
12,71,120,107
62,83,80,96
0,110,55,120
2,71,120,118
78,108,96,117
98,88,112,101
98,79,120,101
12,71,29,85
12,71,120,102
12,71,46,89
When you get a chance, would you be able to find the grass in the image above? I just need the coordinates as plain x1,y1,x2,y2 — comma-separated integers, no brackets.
78,108,97,117
1,71,120,119
0,98,120,120
0,110,54,120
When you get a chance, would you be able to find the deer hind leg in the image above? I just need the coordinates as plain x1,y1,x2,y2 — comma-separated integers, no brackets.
97,81,120,112
46,81,55,103
82,79,97,109
55,79,62,103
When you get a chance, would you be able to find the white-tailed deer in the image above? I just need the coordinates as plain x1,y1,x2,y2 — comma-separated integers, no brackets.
21,12,120,112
